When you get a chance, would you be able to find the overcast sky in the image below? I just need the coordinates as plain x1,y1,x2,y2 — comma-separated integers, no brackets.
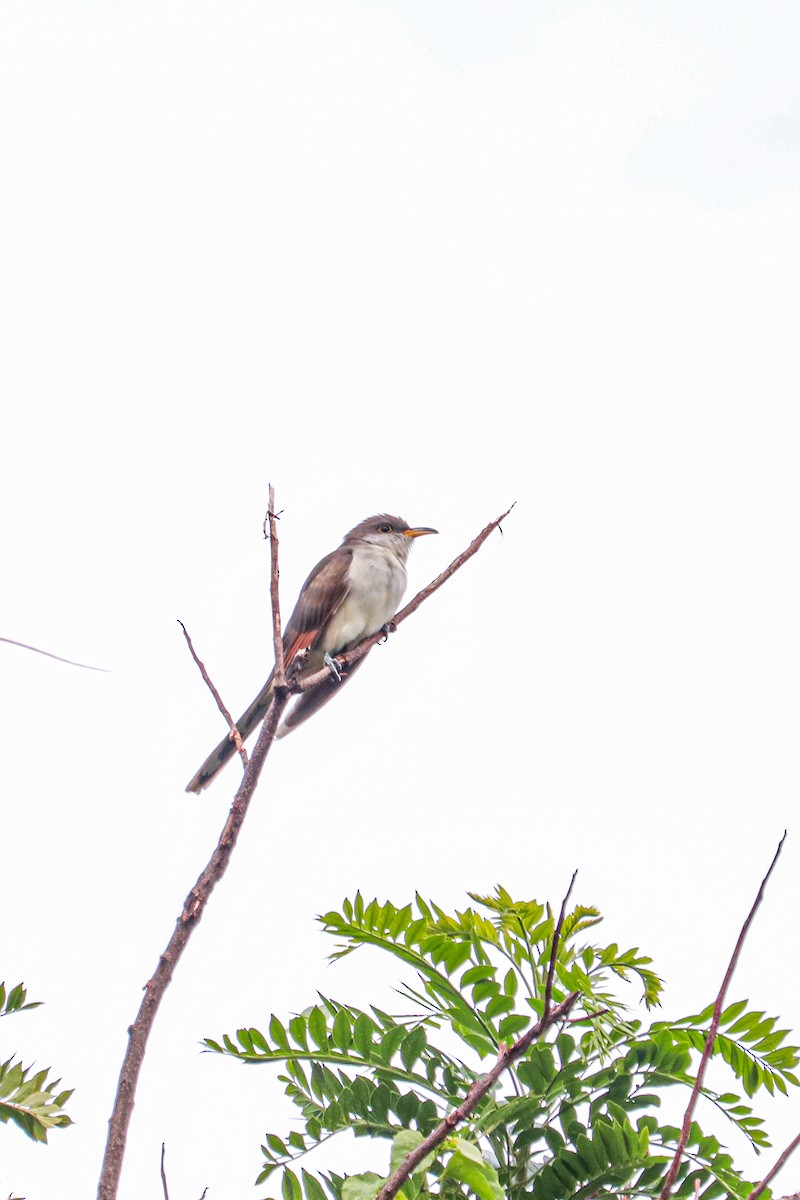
2,2,800,1198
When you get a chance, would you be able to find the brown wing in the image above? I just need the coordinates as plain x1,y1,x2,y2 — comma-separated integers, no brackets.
281,545,353,662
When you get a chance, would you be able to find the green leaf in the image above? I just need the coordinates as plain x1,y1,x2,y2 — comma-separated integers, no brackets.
400,1027,427,1071
290,1017,310,1050
302,1173,329,1200
460,966,497,987
390,1129,425,1171
270,1015,291,1049
283,1169,303,1200
443,1143,504,1200
308,1007,329,1050
353,1014,374,1060
332,1010,351,1053
341,1173,385,1200
498,1014,530,1042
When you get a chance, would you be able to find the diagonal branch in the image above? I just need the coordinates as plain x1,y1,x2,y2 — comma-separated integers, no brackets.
178,620,248,767
374,868,578,1200
659,832,787,1200
747,1129,800,1200
97,498,514,1200
544,869,577,1014
97,489,290,1200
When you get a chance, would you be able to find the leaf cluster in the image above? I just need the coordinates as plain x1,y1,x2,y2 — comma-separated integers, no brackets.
0,981,73,1143
206,888,798,1200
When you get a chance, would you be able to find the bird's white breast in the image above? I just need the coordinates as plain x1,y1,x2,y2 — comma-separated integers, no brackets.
322,543,407,653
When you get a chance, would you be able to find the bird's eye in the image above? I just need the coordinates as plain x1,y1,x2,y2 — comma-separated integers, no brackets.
378,523,392,533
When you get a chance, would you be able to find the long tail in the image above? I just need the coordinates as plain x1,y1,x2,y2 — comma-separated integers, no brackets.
185,674,275,794
185,651,372,791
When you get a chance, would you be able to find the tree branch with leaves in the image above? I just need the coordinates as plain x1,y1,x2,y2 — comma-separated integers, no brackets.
208,857,798,1200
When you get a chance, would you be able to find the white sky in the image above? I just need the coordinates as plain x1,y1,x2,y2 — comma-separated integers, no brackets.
2,1,800,1197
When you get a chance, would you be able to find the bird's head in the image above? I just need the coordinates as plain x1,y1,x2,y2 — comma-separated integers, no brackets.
344,514,438,561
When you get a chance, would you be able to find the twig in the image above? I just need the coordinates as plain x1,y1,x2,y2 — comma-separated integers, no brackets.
267,484,286,690
544,870,577,1013
293,503,516,697
659,833,787,1200
0,635,109,672
374,867,577,1200
160,1143,170,1200
747,1130,800,1200
178,621,248,766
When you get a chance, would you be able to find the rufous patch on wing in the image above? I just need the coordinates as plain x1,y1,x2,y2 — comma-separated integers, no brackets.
284,629,319,666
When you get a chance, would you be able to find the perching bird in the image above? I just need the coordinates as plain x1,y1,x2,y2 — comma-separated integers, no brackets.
185,514,437,793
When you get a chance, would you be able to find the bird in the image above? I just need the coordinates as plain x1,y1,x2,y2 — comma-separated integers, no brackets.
185,513,438,793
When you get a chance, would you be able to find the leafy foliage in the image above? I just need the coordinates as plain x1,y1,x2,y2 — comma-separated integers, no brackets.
207,888,798,1200
0,981,73,1143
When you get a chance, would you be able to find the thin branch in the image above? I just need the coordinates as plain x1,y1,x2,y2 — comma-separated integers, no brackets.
374,994,577,1200
544,870,577,1013
267,484,286,690
293,503,516,697
747,1130,800,1200
97,498,513,1200
659,832,787,1200
178,620,248,766
160,1143,170,1200
375,866,577,1200
0,635,109,672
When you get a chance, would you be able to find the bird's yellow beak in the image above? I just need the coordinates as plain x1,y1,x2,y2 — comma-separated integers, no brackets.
403,526,438,538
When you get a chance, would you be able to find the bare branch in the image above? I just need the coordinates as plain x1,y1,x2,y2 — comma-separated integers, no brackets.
544,869,577,1014
747,1130,800,1200
267,484,286,690
97,692,289,1200
375,866,577,1200
0,635,109,672
160,1143,170,1200
178,620,248,767
659,832,787,1200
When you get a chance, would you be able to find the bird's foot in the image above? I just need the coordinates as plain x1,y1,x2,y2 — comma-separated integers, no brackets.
324,651,343,682
378,621,396,645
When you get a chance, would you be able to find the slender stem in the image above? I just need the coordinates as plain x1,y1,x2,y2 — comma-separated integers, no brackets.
267,484,286,689
659,833,787,1200
178,620,248,766
747,1129,800,1200
160,1143,170,1200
